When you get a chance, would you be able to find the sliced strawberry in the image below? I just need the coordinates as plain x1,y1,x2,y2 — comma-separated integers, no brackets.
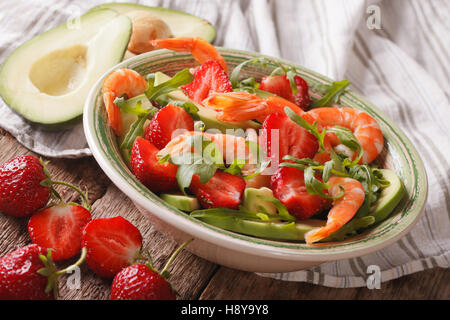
82,216,143,278
259,75,310,111
28,204,91,261
131,138,178,193
259,75,294,102
144,104,194,149
190,170,246,209
271,167,330,220
292,75,310,111
260,112,318,168
181,60,232,103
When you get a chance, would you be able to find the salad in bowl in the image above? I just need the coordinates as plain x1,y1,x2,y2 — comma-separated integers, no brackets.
98,37,406,245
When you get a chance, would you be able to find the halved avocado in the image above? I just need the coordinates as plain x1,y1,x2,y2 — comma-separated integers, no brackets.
0,9,132,126
89,2,216,42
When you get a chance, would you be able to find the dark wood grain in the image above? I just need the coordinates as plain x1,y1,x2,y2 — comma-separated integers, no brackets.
0,128,448,300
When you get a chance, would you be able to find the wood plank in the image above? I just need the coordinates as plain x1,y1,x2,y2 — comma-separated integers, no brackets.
199,266,449,299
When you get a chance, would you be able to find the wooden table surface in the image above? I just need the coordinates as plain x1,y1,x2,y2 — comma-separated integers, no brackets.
0,128,448,300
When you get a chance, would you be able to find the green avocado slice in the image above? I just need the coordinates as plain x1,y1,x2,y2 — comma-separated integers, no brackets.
195,215,326,241
89,2,216,42
370,169,406,223
0,9,132,126
160,193,200,212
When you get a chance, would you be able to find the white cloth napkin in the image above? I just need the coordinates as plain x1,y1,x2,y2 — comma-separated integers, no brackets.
0,0,448,287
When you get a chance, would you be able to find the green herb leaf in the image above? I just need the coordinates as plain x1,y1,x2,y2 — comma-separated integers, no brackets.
327,125,364,164
230,58,270,87
285,69,298,95
304,166,343,199
311,80,350,108
119,112,150,160
224,158,246,175
145,68,194,101
113,98,151,117
284,107,327,152
256,195,296,222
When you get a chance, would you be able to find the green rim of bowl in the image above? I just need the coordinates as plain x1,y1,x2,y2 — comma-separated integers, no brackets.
84,48,427,259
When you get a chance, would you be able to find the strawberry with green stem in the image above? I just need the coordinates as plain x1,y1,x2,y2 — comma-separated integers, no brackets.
28,159,92,261
0,244,86,300
110,239,193,300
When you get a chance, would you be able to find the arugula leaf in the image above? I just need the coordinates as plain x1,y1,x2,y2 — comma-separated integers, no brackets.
311,80,350,108
285,69,298,95
284,107,327,152
145,68,194,101
234,87,275,99
304,166,343,199
113,98,151,117
230,57,271,88
224,158,246,175
175,155,217,194
241,140,271,180
256,195,296,222
119,112,150,163
327,125,364,164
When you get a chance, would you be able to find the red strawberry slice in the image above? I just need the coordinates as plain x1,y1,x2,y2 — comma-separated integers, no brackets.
28,204,92,261
181,60,232,103
259,75,294,101
145,104,194,149
259,75,310,111
131,138,178,193
271,167,330,220
260,112,318,168
190,170,246,209
82,216,143,278
292,75,310,111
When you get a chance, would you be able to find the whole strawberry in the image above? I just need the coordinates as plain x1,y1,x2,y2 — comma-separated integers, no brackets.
110,264,176,300
0,155,50,217
0,244,86,300
0,244,51,300
110,239,193,300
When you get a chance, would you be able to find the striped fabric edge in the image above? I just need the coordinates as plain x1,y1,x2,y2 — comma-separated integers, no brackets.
256,251,450,288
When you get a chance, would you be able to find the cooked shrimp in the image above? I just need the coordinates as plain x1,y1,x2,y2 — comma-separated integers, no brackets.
150,37,228,73
102,68,148,136
305,177,365,244
204,91,309,123
307,107,384,164
158,130,257,175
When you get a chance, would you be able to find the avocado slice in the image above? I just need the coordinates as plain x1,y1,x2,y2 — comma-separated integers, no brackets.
0,9,132,126
161,193,200,212
89,2,216,42
243,187,277,214
196,215,326,241
153,72,261,132
370,169,406,223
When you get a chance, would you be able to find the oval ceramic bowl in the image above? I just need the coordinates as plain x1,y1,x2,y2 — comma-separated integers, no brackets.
83,48,427,273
